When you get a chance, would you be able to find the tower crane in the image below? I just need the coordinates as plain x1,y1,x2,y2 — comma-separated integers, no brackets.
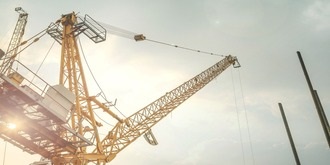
0,12,240,164
0,7,28,73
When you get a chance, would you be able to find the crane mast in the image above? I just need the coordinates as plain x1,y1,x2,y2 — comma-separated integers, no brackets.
0,7,28,74
58,11,102,152
0,11,240,165
47,12,110,164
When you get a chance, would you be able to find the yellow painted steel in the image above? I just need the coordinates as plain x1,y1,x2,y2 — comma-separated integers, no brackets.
52,12,238,164
0,11,238,165
55,13,104,163
0,7,28,74
95,55,238,163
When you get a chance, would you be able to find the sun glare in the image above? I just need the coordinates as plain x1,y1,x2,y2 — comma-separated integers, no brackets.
7,123,16,129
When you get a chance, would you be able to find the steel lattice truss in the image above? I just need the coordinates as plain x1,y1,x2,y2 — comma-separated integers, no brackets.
98,55,238,162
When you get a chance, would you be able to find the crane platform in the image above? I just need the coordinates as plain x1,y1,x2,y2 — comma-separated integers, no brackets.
0,60,92,158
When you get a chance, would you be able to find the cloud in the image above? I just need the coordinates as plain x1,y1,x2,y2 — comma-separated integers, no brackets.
1,1,330,165
303,0,330,30
172,137,244,165
203,0,292,38
302,141,327,150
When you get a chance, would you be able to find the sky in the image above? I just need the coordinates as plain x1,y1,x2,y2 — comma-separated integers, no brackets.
0,0,329,165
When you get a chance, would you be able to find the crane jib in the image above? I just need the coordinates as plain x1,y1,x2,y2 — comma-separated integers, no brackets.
98,55,239,162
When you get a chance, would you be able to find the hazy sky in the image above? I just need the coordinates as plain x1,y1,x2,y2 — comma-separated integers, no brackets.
0,0,329,165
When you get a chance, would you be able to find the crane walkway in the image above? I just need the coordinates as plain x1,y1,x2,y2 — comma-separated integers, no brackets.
0,61,92,158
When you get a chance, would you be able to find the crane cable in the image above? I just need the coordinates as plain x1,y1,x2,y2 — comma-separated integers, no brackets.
145,38,225,57
93,21,226,126
98,21,225,57
238,68,256,165
78,37,116,127
231,67,246,165
77,37,127,123
7,27,49,58
231,67,256,165
0,26,51,73
29,40,56,84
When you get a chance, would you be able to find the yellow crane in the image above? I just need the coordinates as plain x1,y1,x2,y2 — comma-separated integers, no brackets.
0,7,28,73
0,12,240,164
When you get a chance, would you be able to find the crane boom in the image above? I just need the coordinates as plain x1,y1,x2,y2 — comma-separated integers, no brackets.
0,7,28,74
98,55,239,162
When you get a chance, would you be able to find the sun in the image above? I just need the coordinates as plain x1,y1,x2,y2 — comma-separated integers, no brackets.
7,123,16,129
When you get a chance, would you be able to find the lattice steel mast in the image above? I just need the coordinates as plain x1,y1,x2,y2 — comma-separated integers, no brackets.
0,7,28,74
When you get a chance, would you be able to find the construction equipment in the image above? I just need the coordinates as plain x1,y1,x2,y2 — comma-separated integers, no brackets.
0,12,240,164
0,7,28,73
